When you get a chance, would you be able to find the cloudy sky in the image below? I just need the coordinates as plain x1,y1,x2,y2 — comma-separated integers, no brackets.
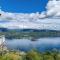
0,0,60,30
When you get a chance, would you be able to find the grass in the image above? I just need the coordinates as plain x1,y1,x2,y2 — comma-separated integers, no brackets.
0,49,60,60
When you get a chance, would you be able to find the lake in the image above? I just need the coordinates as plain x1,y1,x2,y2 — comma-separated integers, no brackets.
5,37,60,51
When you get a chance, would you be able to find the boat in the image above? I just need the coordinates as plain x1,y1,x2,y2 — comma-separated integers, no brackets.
31,37,37,41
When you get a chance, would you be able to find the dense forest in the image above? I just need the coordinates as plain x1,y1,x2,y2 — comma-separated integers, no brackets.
0,28,60,39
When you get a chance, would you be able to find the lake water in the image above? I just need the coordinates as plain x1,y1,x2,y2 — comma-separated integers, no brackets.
5,37,60,51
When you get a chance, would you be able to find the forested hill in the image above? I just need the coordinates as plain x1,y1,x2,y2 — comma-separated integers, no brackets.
0,28,60,39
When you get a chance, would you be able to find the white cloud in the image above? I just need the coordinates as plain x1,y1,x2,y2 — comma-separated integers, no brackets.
0,0,60,30
46,0,60,17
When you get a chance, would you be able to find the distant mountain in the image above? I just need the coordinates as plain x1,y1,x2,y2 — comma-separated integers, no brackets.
0,28,60,39
0,28,8,32
0,28,60,32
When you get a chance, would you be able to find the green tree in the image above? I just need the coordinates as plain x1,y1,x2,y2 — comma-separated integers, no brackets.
26,50,43,60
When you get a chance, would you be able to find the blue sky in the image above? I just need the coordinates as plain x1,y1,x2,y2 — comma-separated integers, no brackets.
0,0,48,13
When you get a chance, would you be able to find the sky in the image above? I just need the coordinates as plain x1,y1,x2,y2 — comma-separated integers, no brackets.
0,0,48,13
0,0,60,30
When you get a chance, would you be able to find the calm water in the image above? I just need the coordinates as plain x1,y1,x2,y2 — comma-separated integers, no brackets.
5,37,60,51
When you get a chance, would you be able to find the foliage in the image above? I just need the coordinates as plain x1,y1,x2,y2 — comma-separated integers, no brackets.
0,49,60,60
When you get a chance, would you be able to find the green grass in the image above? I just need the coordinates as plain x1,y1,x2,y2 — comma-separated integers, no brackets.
0,49,60,60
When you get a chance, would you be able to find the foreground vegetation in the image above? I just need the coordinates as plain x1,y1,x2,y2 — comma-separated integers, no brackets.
0,49,60,60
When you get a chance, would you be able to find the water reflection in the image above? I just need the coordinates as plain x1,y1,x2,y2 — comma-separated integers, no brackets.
5,37,60,51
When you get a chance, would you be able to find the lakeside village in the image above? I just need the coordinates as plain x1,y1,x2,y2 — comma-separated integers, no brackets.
0,35,60,60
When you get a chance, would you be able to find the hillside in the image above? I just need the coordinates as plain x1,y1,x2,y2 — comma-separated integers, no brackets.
0,28,60,39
